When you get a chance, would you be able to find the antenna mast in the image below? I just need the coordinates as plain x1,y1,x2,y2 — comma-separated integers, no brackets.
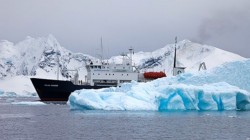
57,50,59,80
174,37,177,68
173,36,177,76
129,47,133,65
101,37,103,62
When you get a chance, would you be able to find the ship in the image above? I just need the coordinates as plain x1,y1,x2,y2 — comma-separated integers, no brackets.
31,48,164,101
31,38,185,101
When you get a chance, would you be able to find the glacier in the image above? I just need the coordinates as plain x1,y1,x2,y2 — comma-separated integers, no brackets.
68,59,250,111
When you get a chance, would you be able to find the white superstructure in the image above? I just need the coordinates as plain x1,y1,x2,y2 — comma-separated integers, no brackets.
86,49,139,86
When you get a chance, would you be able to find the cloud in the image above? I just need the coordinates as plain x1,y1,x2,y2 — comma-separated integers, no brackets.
197,6,250,43
194,4,250,57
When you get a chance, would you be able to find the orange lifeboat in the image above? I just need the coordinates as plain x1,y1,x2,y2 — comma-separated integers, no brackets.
143,71,166,79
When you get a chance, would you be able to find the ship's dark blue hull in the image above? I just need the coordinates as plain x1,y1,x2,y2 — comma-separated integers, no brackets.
30,78,108,101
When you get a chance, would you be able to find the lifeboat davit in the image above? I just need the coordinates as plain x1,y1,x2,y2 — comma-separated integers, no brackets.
143,71,166,79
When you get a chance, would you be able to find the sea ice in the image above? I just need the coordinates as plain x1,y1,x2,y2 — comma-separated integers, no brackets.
11,101,46,106
68,59,250,111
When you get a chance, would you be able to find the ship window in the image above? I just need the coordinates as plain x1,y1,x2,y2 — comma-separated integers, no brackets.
90,66,93,69
106,74,107,75
113,74,114,75
94,66,97,69
98,66,101,69
122,74,123,76
127,74,129,76
93,73,94,75
98,73,100,75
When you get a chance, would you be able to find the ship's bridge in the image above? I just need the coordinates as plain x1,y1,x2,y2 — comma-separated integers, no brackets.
85,49,138,86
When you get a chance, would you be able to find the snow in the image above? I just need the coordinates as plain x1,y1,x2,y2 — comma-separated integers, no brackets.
173,59,250,92
0,76,37,97
68,59,250,111
116,40,246,74
0,35,93,96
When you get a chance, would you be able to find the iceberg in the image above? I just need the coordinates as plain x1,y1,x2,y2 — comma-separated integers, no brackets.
172,59,250,92
69,82,250,111
68,59,250,111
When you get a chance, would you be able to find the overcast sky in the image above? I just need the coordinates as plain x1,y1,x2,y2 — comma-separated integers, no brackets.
0,0,250,58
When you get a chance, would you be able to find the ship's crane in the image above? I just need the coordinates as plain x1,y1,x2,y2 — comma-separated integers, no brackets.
67,69,79,85
198,62,207,71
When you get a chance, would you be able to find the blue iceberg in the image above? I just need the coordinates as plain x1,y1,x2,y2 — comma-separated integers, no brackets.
68,59,250,111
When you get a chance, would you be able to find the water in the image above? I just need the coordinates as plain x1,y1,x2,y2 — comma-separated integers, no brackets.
1,97,250,140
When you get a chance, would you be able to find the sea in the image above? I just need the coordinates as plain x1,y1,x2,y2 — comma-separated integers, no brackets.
1,97,250,140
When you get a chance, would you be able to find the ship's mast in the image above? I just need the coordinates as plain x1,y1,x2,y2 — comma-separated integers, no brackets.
129,47,133,65
173,36,177,76
100,37,103,62
57,50,59,80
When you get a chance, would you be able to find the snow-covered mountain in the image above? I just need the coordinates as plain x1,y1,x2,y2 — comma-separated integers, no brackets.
110,40,245,74
0,35,246,96
0,35,95,80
